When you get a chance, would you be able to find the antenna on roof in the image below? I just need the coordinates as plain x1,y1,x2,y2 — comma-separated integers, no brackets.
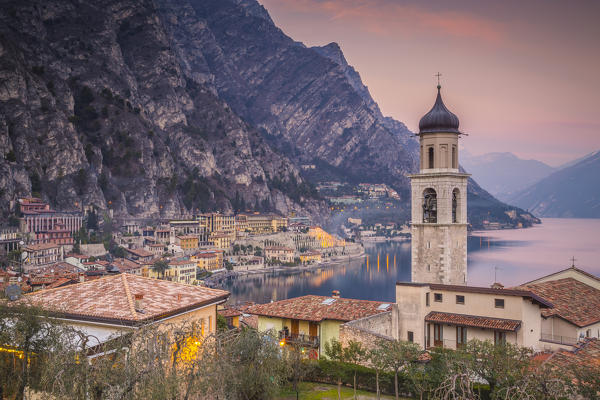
493,266,501,283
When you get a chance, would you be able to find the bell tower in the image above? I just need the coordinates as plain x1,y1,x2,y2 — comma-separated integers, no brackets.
409,84,469,285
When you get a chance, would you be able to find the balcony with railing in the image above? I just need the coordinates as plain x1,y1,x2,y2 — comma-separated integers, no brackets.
540,333,578,346
278,331,319,348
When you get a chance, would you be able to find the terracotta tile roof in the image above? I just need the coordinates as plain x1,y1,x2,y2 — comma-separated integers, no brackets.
541,338,600,371
425,311,522,332
125,248,153,258
519,278,600,327
30,262,82,276
218,307,242,318
246,295,392,322
241,314,258,329
111,258,141,273
23,274,229,325
194,253,218,259
45,277,77,289
25,243,60,251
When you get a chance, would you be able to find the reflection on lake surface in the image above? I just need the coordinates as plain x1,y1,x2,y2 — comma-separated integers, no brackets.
223,218,600,304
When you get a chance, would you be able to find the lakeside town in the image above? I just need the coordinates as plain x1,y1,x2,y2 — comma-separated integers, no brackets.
0,196,362,293
1,85,599,399
0,0,599,397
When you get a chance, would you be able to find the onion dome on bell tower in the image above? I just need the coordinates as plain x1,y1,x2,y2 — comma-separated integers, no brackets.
418,85,460,134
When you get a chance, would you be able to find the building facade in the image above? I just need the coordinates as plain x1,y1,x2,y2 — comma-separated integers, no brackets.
395,282,552,351
23,243,63,270
409,85,469,285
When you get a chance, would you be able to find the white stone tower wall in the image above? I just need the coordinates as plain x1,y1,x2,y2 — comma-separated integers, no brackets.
409,161,469,285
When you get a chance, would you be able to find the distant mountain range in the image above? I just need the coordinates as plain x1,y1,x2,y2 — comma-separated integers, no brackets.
461,151,556,202
509,151,600,218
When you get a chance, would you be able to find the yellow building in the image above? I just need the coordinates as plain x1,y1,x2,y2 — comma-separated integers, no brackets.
176,235,199,251
209,231,233,250
247,295,391,357
218,306,242,328
199,213,235,234
192,249,223,271
308,226,345,248
165,259,197,284
235,213,288,235
300,250,322,264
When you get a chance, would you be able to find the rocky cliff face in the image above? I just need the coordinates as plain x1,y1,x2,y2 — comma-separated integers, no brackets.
0,0,535,227
0,0,323,220
157,0,536,226
161,0,418,198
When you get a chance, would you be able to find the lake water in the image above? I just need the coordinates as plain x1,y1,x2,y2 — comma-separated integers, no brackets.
223,218,600,304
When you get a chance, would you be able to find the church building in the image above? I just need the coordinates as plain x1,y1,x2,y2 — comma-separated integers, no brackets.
409,84,469,285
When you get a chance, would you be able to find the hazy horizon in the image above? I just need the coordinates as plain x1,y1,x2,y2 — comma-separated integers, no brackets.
259,0,600,167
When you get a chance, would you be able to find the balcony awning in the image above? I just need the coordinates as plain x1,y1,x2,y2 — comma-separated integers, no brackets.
425,311,521,332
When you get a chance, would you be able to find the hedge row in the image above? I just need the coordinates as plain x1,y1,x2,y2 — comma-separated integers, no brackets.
306,359,411,396
303,360,492,399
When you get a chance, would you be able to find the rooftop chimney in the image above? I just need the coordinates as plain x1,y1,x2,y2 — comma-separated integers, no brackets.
134,293,144,312
491,282,504,289
332,290,340,299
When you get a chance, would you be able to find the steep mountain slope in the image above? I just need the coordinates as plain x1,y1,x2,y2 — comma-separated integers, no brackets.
461,152,555,201
159,0,419,197
510,151,600,218
0,0,536,228
0,0,322,220
158,0,536,227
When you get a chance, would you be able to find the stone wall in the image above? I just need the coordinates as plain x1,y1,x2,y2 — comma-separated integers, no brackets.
339,311,394,351
62,243,108,257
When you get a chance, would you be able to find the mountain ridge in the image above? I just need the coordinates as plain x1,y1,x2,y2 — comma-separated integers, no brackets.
509,150,600,218
0,0,537,229
461,151,555,202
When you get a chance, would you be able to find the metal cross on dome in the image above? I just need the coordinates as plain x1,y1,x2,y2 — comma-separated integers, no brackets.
435,72,442,86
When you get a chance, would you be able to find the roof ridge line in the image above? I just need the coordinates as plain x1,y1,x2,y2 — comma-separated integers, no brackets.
24,270,119,296
121,274,138,319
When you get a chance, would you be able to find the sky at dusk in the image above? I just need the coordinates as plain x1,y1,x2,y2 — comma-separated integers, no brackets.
259,0,600,166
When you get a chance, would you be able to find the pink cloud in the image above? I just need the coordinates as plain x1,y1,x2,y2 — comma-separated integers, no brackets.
264,0,507,44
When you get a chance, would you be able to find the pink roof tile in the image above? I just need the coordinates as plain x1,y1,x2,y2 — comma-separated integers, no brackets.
23,274,229,325
246,295,391,322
